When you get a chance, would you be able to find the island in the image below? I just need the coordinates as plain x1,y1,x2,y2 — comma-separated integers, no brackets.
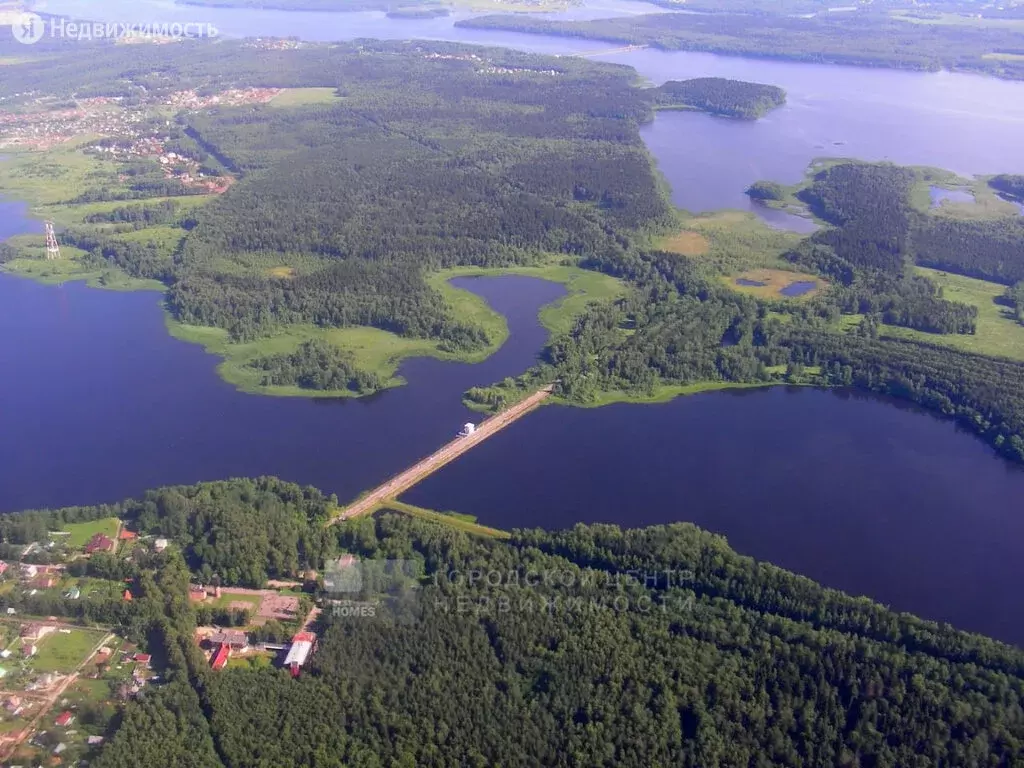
0,477,1020,764
651,77,786,120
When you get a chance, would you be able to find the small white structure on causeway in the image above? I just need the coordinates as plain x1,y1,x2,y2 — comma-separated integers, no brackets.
459,423,476,437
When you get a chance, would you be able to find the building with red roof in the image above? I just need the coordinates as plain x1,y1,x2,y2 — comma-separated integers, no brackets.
210,643,231,671
55,711,75,727
85,533,116,555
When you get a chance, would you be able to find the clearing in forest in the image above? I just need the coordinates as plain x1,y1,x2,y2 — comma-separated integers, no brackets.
724,268,826,300
659,229,710,256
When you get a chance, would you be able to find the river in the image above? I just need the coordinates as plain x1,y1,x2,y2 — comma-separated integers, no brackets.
6,1,1024,644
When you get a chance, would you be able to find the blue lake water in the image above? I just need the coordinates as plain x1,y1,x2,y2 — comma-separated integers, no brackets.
780,280,817,297
5,3,1024,644
929,186,976,208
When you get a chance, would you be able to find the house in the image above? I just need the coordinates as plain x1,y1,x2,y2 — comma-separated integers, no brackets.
55,711,75,727
31,574,58,590
0,561,9,576
132,653,151,666
210,643,231,671
188,585,208,602
153,538,169,553
284,632,316,677
118,529,137,541
22,643,37,658
123,589,133,601
88,735,105,745
208,631,248,650
85,533,116,554
5,695,22,712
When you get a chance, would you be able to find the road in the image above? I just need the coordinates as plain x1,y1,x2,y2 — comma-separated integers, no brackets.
331,386,553,523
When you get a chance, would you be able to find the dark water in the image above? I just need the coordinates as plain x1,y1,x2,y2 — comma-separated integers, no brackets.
780,280,817,297
406,387,1024,644
735,278,766,287
929,186,975,207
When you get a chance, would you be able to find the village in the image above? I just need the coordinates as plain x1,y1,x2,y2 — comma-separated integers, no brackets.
0,519,326,766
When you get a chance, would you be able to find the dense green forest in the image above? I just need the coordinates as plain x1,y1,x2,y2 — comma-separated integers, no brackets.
746,180,786,201
3,480,1020,766
457,12,1024,80
651,78,786,119
251,339,384,393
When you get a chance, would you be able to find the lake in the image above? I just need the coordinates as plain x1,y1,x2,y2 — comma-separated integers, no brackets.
6,1,1024,644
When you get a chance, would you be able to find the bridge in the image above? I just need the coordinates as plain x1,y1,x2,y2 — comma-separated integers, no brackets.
330,386,554,523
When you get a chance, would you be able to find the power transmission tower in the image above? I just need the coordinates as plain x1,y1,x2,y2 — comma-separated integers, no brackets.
44,220,61,260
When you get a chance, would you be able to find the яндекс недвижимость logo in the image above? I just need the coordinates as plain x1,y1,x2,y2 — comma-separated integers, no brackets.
11,12,45,45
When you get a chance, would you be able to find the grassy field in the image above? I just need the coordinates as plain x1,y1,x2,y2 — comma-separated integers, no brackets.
0,140,115,206
268,88,340,108
61,517,121,548
655,211,805,273
208,592,262,610
722,267,826,300
31,628,107,674
380,500,511,539
880,267,1024,361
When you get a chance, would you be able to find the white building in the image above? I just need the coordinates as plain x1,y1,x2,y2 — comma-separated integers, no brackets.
460,423,476,436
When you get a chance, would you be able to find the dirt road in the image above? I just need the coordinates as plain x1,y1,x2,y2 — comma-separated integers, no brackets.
331,386,553,523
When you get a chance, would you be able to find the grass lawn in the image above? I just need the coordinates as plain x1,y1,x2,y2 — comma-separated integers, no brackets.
31,628,107,674
380,500,511,539
61,518,121,549
880,267,1024,361
208,592,262,610
268,88,340,108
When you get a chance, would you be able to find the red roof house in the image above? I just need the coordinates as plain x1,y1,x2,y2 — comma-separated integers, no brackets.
85,533,116,555
210,643,231,671
118,529,137,541
133,653,151,665
55,711,75,727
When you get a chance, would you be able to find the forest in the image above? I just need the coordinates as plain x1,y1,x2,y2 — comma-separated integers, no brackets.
1,481,1020,767
251,339,384,393
651,78,786,119
457,11,1024,80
